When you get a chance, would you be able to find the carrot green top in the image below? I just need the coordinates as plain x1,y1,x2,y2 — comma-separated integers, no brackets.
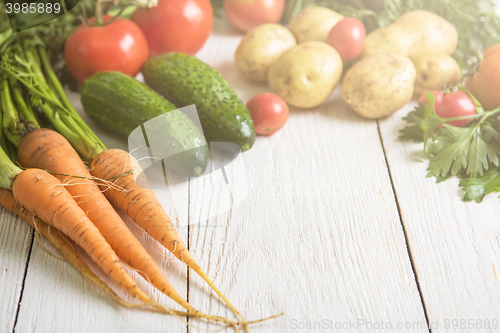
0,34,106,162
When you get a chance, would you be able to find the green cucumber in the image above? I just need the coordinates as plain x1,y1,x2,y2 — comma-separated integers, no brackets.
142,53,256,152
81,71,209,177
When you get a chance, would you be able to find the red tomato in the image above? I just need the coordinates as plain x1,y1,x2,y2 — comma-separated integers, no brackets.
418,90,444,106
247,93,289,136
223,0,285,32
435,91,477,127
327,17,366,60
466,44,500,111
65,16,149,83
131,0,213,56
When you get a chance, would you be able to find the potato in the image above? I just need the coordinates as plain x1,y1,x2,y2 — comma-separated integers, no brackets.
268,41,343,108
289,7,343,43
342,53,416,119
413,54,462,96
362,10,458,60
235,24,296,82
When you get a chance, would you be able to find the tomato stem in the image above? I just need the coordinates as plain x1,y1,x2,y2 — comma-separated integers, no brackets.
95,0,105,25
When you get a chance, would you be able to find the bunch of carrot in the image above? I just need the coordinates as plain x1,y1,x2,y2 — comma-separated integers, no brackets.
0,29,280,331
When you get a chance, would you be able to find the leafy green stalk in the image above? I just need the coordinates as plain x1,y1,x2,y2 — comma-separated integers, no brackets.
0,114,22,190
2,42,105,161
9,77,40,129
38,47,106,155
0,30,13,48
24,46,104,160
0,147,22,189
1,79,23,147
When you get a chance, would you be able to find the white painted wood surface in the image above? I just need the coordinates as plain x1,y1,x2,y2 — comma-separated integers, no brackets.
0,210,32,333
1,14,500,333
187,21,427,332
379,105,500,331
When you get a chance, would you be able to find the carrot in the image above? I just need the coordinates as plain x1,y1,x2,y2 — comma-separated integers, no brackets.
0,189,240,329
10,167,154,305
5,43,248,327
17,128,230,324
0,188,142,308
90,148,246,323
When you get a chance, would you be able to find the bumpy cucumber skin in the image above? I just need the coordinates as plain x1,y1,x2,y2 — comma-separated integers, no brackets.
142,53,256,152
81,71,209,177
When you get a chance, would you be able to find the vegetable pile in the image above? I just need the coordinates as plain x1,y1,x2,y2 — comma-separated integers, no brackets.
1,0,500,329
0,7,272,330
284,0,500,68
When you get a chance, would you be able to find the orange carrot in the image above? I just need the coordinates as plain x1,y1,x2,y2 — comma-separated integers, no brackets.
0,188,144,308
11,168,154,304
90,148,246,323
0,190,242,328
16,128,218,320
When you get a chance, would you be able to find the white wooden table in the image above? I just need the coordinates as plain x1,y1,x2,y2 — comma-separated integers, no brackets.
2,15,500,333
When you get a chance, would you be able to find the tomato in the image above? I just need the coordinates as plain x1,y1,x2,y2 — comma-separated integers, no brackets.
466,44,500,111
435,91,477,127
223,0,285,32
482,44,500,59
247,93,289,135
131,0,213,56
65,16,149,83
418,90,444,106
327,17,366,60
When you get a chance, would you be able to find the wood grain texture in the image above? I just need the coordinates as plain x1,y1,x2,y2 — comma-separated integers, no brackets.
379,104,500,332
0,209,32,333
185,19,427,332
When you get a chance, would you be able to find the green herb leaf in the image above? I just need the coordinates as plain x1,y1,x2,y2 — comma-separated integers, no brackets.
426,121,500,180
459,168,500,202
399,104,425,142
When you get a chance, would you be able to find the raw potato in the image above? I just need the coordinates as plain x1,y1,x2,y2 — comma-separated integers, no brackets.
342,53,416,119
235,24,296,82
289,7,344,43
413,54,462,96
362,10,458,60
268,41,343,108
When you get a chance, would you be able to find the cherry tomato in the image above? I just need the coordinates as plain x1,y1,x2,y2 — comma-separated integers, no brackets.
435,91,477,127
466,44,500,111
327,17,366,60
131,0,213,56
65,16,149,83
418,90,444,106
247,93,289,136
223,0,285,32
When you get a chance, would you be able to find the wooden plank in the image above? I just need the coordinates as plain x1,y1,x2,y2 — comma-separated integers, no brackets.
186,19,428,332
379,103,500,331
0,210,33,333
13,93,191,333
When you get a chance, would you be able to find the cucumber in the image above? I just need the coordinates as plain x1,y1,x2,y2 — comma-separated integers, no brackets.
81,71,209,177
142,53,255,152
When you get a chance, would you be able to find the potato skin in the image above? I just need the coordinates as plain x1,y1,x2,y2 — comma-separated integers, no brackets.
413,54,462,96
342,53,416,119
268,41,343,108
289,7,344,43
362,10,458,60
235,24,296,82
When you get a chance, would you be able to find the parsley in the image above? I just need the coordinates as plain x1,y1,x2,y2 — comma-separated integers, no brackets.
459,169,500,202
400,92,500,202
